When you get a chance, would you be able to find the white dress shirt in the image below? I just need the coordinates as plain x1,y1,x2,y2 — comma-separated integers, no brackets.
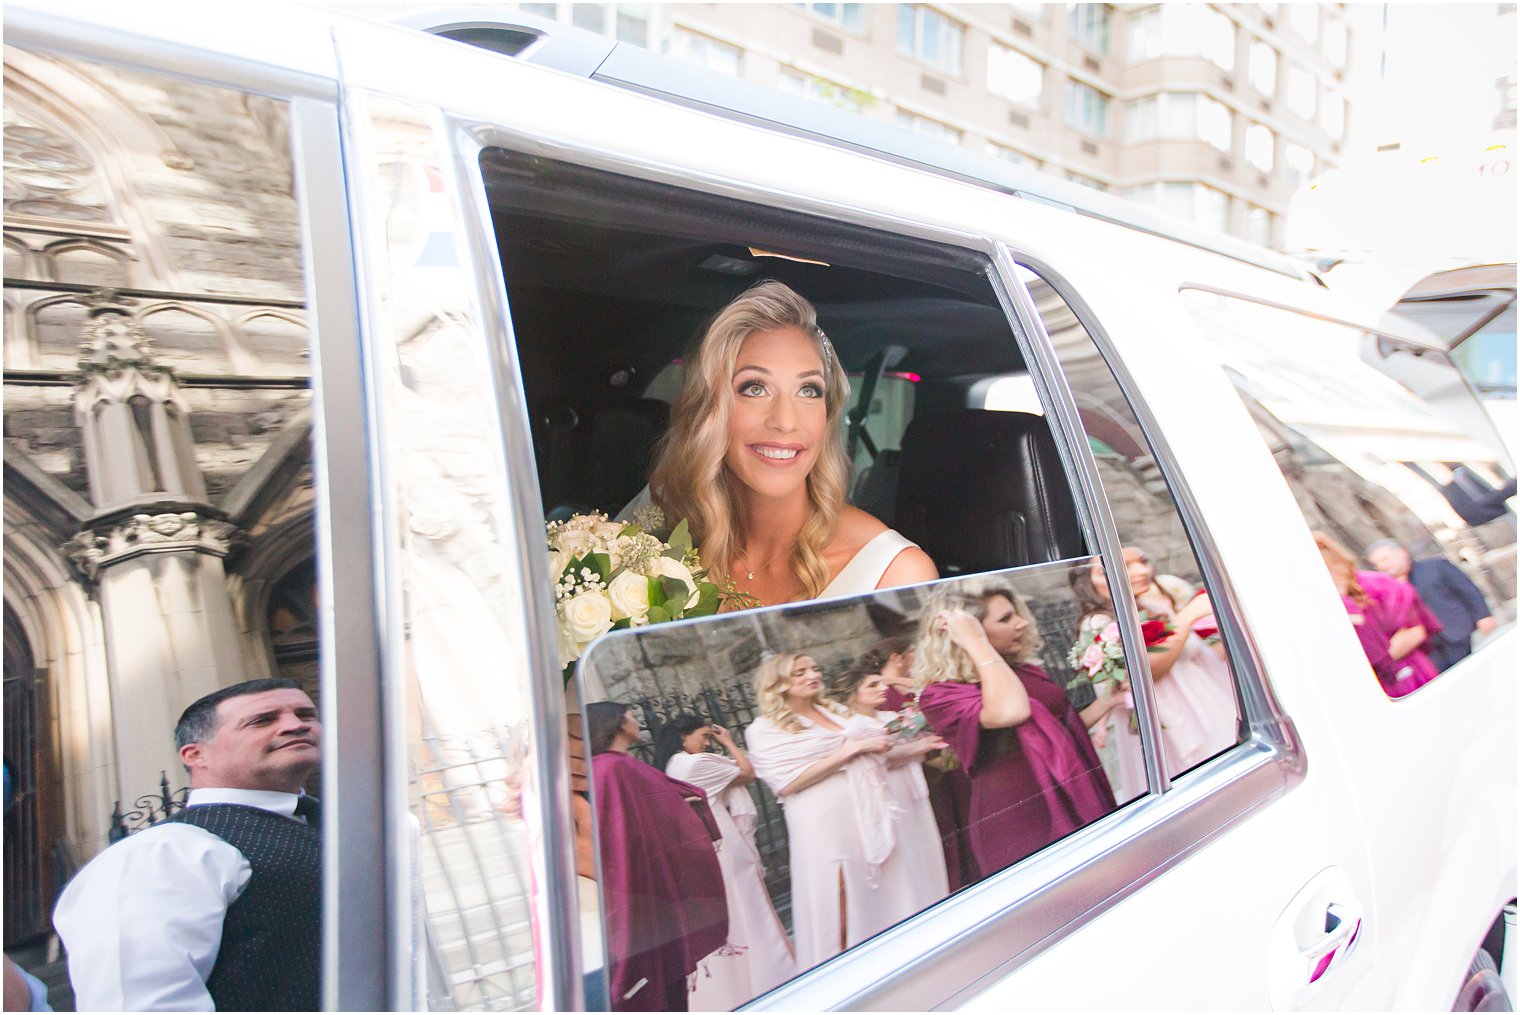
53,788,308,1012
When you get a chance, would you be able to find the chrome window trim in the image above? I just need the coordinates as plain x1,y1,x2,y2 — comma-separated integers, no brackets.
3,6,340,101
449,123,585,1013
1012,256,1301,762
984,253,1170,796
446,120,1305,1010
294,94,396,1011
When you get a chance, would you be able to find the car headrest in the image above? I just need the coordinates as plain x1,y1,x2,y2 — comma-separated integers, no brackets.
895,409,1084,574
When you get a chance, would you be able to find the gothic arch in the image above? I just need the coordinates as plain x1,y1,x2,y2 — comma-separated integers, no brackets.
230,511,317,689
1,484,117,860
41,236,135,288
137,300,259,375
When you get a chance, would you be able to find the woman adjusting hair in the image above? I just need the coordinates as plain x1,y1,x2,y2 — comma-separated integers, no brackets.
649,280,936,606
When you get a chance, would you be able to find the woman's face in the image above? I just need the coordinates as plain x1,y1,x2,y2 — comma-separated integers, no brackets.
1123,547,1153,596
785,655,824,702
882,650,913,684
680,726,712,754
618,709,639,743
724,326,828,503
980,595,1030,656
851,674,889,711
1089,558,1113,604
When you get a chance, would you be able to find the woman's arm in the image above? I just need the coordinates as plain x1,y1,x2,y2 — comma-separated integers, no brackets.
885,734,948,767
710,726,756,785
877,545,938,589
776,734,889,797
1078,679,1129,728
939,609,1031,729
1388,624,1428,660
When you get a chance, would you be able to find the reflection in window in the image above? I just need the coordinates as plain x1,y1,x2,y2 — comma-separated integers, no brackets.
576,561,1146,1008
1066,80,1111,137
987,43,1045,108
1068,2,1112,55
667,27,741,75
1017,264,1246,786
1181,289,1516,695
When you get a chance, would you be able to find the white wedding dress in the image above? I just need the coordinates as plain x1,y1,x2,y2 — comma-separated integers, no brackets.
820,529,918,598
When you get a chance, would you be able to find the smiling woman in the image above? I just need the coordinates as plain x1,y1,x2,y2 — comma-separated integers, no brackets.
649,281,936,606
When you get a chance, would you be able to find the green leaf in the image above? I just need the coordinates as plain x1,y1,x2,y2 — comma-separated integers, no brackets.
619,522,641,538
647,576,668,608
586,552,613,583
612,618,632,631
647,605,672,625
687,581,721,617
660,576,689,610
668,518,692,556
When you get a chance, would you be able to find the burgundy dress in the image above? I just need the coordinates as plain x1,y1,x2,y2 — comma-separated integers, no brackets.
918,664,1117,876
1348,571,1442,697
591,751,729,1012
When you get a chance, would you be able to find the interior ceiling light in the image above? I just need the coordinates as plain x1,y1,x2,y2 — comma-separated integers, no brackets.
748,247,831,266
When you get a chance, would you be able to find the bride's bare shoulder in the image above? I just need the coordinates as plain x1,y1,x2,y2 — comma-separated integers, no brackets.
831,506,889,553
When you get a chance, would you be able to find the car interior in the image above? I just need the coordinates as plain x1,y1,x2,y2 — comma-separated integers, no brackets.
479,148,1089,574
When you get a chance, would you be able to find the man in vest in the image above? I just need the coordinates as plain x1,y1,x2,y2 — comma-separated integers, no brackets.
54,678,322,1011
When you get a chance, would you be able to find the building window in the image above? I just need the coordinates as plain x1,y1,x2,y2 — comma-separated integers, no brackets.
1285,2,1319,43
532,4,653,44
1068,3,1113,55
1240,204,1272,246
987,142,1039,167
1249,41,1278,96
895,108,962,144
779,68,871,113
1064,169,1109,191
667,27,741,75
1066,80,1111,137
1321,92,1346,139
1123,92,1227,149
1286,64,1317,120
1122,181,1229,232
1245,122,1275,171
1126,5,1234,71
1324,17,1348,69
987,43,1045,108
1285,142,1315,188
794,2,868,32
1010,2,1047,22
897,5,965,74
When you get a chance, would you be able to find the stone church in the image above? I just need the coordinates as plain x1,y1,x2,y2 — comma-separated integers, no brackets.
3,44,317,950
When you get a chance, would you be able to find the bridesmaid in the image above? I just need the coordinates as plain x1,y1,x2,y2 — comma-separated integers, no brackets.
744,653,912,971
828,666,950,911
1086,548,1236,780
585,702,728,1012
1314,531,1440,696
913,585,1118,876
654,715,796,1009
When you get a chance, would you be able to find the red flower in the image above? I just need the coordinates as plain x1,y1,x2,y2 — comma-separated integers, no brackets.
1140,619,1173,647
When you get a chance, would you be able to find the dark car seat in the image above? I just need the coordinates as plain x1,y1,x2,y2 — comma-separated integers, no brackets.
583,398,670,515
895,409,1084,574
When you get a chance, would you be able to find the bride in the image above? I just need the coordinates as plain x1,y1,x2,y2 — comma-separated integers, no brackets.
648,280,937,605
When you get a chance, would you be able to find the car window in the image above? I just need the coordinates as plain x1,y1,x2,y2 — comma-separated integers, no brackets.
1012,263,1248,789
1181,288,1516,695
572,561,1135,1009
2,44,322,1005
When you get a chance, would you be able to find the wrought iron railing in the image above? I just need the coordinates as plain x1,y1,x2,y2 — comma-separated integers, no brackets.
108,771,189,842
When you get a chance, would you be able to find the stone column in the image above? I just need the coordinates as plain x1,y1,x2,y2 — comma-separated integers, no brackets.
62,291,246,808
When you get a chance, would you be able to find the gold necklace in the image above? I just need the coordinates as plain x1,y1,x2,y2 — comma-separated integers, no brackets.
736,543,791,582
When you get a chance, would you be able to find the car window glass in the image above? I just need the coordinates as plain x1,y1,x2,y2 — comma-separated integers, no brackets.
1181,288,1516,695
1014,263,1247,788
572,561,1137,1010
2,46,320,1007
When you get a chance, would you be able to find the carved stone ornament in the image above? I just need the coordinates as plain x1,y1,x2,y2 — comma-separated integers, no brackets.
72,290,182,410
62,510,242,583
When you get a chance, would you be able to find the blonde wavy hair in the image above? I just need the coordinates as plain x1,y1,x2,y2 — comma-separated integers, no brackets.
648,280,852,600
909,582,1044,686
753,652,849,733
1313,530,1368,607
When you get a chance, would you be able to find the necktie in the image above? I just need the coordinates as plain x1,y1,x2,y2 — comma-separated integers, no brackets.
294,794,322,828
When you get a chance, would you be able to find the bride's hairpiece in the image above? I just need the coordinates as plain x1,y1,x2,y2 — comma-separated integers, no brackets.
815,326,836,378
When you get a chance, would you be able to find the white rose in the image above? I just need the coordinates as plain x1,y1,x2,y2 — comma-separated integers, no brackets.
592,519,626,541
558,620,581,668
606,570,651,623
649,555,700,610
561,591,614,643
555,530,595,560
548,544,573,578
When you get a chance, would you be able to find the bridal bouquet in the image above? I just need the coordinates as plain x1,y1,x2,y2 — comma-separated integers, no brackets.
549,509,722,677
1067,615,1175,734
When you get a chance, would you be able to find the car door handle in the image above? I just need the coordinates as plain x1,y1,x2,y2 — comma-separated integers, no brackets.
1302,902,1363,983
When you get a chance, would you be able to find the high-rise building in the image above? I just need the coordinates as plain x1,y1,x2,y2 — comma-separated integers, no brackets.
511,3,1369,250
